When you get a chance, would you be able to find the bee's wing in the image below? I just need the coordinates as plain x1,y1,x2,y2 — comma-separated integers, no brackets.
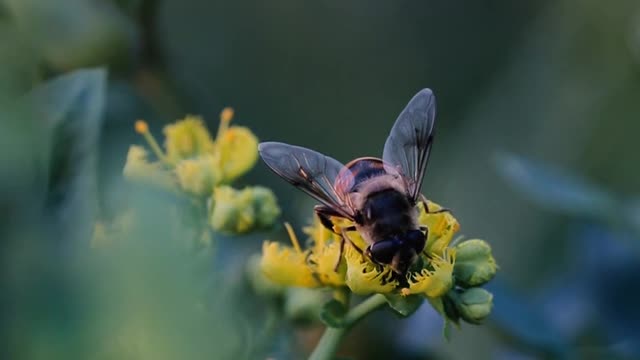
382,88,436,202
258,142,355,220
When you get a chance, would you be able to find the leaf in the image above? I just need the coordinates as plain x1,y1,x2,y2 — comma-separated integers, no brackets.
485,281,569,357
384,293,424,317
427,295,460,341
442,319,452,342
494,153,616,218
320,299,347,328
27,68,107,241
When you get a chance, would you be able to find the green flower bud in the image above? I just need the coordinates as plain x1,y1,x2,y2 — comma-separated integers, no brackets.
250,186,281,227
209,186,281,233
454,239,497,287
209,186,255,233
452,288,493,324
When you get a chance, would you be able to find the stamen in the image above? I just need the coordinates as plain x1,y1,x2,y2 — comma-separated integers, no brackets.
284,222,303,253
216,107,234,141
134,120,167,163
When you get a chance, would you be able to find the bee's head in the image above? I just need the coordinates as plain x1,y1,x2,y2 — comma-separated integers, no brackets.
390,247,418,275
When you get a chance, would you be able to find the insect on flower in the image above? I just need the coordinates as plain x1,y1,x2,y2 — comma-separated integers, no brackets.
259,89,448,275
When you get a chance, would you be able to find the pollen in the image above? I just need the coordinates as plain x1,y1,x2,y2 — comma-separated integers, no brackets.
135,120,149,134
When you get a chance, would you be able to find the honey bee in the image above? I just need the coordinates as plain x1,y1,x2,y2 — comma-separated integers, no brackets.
259,89,446,275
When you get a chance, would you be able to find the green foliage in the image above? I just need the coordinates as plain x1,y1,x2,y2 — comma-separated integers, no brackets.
383,293,425,318
319,299,348,328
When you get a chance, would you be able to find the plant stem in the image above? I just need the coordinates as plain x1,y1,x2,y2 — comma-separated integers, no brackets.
308,293,388,360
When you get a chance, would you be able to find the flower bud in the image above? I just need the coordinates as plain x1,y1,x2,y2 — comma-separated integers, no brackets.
452,288,493,324
453,239,497,287
209,186,256,233
250,186,281,228
209,186,281,233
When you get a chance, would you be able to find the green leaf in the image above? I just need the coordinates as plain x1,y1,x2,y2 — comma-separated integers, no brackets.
495,153,616,218
27,68,107,240
383,293,424,317
486,282,569,357
320,299,348,328
442,319,452,342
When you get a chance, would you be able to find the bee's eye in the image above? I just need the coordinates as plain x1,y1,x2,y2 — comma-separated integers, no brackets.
369,240,400,264
405,230,426,253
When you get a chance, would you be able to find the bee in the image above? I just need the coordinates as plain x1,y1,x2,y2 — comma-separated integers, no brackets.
259,89,446,275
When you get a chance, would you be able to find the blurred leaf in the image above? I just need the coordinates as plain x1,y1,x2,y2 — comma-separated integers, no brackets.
495,153,616,218
320,299,347,328
5,0,136,70
0,21,39,95
384,293,424,318
27,68,107,239
486,281,569,357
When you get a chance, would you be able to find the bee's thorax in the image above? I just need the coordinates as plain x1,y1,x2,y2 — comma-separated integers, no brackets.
355,188,418,245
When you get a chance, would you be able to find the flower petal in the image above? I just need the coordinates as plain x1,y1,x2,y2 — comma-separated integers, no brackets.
215,126,259,182
407,250,455,298
418,200,460,256
163,115,215,163
308,240,347,287
260,241,320,287
345,247,397,295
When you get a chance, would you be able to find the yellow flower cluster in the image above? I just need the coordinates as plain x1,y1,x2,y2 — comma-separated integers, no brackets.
261,201,474,298
123,109,280,234
260,200,497,326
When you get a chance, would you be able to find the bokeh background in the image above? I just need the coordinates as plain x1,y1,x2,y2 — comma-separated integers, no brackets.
2,0,640,359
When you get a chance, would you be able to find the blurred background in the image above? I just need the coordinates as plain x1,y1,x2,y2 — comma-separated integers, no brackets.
2,0,640,359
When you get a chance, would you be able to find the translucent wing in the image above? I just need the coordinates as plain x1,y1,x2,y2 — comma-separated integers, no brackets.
258,142,355,219
382,88,436,202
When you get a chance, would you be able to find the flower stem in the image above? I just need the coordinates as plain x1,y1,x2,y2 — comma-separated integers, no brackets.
308,293,387,360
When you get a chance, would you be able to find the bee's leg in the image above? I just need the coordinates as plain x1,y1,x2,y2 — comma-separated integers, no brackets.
314,205,342,234
420,194,452,215
335,225,361,271
418,225,431,257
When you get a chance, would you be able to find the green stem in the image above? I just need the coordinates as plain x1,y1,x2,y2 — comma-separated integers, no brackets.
308,294,388,360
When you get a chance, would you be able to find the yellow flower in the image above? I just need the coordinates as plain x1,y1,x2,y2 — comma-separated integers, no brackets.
405,250,455,297
257,195,498,323
260,223,320,287
122,145,176,190
344,247,398,295
418,201,460,255
214,126,259,183
307,240,347,287
163,115,215,163
174,155,218,196
210,108,259,183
